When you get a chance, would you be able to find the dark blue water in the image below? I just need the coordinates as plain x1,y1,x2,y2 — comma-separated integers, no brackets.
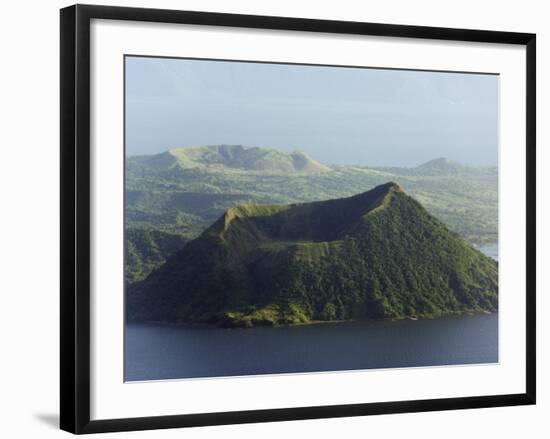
125,313,498,381
125,244,499,381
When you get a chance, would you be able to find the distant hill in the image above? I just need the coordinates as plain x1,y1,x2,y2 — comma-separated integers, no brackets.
414,157,494,176
378,157,497,177
125,146,498,283
416,157,466,174
127,183,498,327
128,145,330,175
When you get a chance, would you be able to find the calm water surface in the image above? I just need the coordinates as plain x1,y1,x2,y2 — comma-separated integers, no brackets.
478,243,498,261
125,244,499,381
125,313,498,381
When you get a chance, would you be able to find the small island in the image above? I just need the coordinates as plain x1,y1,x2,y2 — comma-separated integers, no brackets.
127,182,498,328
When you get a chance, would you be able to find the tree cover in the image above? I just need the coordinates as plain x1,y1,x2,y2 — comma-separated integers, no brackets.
125,146,498,284
127,182,498,327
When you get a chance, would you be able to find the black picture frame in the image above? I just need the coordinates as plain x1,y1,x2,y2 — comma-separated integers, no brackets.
60,4,536,434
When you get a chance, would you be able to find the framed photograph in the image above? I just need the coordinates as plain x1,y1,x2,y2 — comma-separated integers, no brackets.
60,4,536,434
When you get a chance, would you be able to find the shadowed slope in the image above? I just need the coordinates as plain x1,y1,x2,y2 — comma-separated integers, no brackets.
127,182,498,327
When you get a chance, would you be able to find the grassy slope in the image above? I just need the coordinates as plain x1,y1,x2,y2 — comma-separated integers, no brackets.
127,184,498,327
126,160,497,241
125,148,497,284
125,228,187,284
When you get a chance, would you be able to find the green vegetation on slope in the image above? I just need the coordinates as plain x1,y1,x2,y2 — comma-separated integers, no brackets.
127,183,498,327
125,228,187,284
125,146,498,284
129,144,330,175
126,148,497,238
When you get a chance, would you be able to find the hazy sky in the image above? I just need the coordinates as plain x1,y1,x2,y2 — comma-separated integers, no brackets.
125,56,498,167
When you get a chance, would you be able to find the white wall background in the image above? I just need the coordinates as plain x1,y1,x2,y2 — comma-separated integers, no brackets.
0,0,546,437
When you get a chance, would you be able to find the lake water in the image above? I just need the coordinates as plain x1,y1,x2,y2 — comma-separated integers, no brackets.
478,243,498,261
125,244,499,381
125,313,498,381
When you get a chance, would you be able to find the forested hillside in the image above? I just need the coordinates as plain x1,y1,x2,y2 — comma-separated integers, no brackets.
127,183,498,327
125,145,498,283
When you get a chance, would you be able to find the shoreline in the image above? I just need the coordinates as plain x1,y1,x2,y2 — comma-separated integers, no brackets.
129,309,496,330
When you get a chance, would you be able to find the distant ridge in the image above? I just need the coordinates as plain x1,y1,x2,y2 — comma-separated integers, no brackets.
130,145,331,175
127,182,498,327
417,157,462,169
414,157,493,176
